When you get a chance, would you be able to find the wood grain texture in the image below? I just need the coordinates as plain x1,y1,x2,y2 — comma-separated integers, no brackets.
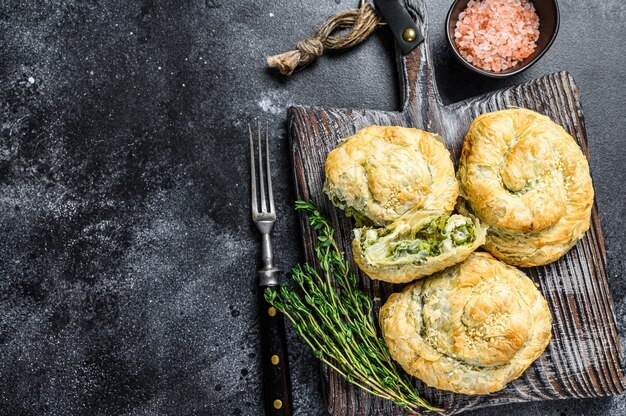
287,0,625,414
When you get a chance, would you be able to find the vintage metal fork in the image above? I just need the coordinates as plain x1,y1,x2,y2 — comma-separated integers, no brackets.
249,124,293,416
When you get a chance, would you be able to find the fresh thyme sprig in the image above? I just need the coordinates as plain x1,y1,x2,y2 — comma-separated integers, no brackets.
264,200,443,414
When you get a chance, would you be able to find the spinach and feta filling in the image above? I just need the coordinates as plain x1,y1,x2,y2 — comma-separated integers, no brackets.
355,214,477,267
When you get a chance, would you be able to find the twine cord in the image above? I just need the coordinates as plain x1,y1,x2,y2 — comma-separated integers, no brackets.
266,3,382,76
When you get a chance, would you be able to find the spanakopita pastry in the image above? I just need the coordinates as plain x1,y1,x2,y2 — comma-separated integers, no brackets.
352,211,486,283
324,126,458,226
457,109,594,267
379,252,552,395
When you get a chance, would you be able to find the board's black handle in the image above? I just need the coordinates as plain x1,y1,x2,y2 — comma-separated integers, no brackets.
260,285,293,416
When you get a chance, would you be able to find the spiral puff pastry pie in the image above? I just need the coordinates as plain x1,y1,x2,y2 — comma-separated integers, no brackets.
457,109,594,267
352,211,486,284
379,252,552,395
324,126,458,226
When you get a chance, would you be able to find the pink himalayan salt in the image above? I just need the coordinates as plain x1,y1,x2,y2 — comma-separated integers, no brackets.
454,0,540,73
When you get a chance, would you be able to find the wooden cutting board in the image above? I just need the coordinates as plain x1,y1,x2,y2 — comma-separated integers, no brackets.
287,0,625,414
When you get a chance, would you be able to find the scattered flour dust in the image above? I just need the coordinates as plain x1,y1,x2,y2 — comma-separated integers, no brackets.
257,90,292,115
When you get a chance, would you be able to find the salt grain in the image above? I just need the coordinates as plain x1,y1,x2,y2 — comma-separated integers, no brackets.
454,0,540,73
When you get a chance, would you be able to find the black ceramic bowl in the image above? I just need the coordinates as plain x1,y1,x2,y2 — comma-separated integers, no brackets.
446,0,560,78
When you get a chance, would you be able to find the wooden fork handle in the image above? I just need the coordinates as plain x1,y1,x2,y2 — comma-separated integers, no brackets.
260,285,293,416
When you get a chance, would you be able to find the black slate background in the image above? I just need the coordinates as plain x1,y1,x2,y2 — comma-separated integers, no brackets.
0,1,624,415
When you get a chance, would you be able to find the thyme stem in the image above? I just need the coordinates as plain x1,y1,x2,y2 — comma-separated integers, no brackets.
264,201,444,414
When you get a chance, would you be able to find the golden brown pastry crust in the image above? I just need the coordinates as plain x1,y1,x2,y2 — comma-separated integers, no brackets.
324,126,458,226
379,252,552,395
457,109,594,267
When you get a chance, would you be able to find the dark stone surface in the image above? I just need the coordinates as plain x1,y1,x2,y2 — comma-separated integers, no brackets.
0,0,624,415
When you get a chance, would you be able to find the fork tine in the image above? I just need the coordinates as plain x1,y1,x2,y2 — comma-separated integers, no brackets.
266,123,275,214
249,124,258,216
257,123,267,213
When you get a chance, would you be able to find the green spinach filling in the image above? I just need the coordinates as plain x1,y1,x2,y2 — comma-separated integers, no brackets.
360,215,476,266
329,194,375,227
